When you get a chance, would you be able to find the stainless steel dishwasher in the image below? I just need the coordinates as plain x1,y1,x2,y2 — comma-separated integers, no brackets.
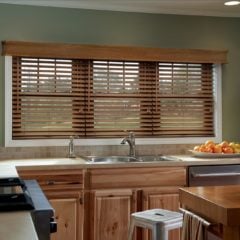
188,164,240,187
188,164,240,240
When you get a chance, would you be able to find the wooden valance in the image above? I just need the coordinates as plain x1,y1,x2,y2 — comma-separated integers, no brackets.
2,41,228,63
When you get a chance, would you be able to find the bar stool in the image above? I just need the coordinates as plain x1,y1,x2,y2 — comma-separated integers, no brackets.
128,208,183,240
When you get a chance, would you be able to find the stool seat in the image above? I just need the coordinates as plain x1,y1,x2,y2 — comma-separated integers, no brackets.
128,209,183,240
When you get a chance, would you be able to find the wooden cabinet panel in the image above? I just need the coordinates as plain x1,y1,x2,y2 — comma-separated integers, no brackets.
142,187,181,240
143,187,180,209
90,189,137,240
50,198,77,240
89,167,186,189
18,169,84,191
88,167,186,240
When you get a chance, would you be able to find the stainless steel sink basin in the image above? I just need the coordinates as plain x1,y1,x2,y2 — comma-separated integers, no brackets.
85,155,180,163
86,156,138,163
136,155,180,162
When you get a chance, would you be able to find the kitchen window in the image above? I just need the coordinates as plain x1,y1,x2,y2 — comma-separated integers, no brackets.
3,41,226,146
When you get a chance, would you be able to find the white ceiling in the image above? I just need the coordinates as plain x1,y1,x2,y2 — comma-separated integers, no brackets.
0,0,240,17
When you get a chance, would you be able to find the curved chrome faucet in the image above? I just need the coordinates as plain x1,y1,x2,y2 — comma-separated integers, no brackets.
121,132,136,157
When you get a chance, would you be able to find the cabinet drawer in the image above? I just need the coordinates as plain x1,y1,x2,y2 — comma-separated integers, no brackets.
89,167,186,189
18,169,84,191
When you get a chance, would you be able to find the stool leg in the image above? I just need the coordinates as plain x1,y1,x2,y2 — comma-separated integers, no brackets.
161,228,168,240
152,225,168,240
127,218,135,240
152,226,160,240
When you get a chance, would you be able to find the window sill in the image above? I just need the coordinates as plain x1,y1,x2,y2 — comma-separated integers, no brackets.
5,136,222,147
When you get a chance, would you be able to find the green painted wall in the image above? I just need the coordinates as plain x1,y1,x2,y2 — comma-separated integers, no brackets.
1,3,240,146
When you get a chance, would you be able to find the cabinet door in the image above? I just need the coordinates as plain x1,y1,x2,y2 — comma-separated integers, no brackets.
50,198,80,240
142,187,181,240
90,189,137,240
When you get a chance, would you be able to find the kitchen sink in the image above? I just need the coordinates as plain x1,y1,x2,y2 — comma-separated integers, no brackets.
136,155,180,162
86,156,138,163
85,155,180,163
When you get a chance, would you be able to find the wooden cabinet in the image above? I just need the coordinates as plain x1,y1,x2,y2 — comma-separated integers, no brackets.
87,166,186,240
18,165,186,240
18,169,84,240
89,189,137,240
142,187,181,240
50,198,78,240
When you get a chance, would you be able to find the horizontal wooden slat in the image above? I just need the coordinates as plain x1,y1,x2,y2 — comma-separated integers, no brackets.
2,41,228,63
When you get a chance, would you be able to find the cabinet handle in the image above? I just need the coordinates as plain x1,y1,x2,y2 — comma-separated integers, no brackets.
47,180,55,185
192,172,240,178
46,181,81,185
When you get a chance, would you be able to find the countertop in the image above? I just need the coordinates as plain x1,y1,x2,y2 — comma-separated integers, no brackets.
0,212,38,240
0,164,18,178
0,155,240,170
0,165,38,240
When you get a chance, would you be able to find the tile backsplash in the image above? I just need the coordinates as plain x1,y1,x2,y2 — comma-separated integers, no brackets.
0,144,195,160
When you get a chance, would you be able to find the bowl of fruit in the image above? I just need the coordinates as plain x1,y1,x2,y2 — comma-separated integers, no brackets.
190,140,240,158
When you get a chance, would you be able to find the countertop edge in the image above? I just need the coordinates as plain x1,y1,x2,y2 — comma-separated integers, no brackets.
1,155,240,170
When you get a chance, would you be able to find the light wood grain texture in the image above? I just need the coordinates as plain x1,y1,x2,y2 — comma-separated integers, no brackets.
88,167,186,240
18,169,84,191
2,41,228,63
89,167,186,189
19,169,84,240
18,166,186,240
90,189,137,240
179,185,240,240
50,199,77,240
142,187,181,240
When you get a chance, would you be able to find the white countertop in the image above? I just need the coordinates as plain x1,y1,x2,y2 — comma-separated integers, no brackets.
0,212,38,240
0,164,18,178
0,155,240,171
0,165,38,240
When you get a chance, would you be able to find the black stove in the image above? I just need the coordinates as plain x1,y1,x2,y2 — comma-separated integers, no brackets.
0,177,34,211
0,177,57,240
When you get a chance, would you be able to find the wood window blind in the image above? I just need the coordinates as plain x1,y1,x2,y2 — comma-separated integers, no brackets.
12,56,215,139
12,57,81,139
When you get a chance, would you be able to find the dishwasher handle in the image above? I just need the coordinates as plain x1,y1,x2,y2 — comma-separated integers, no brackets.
191,172,240,178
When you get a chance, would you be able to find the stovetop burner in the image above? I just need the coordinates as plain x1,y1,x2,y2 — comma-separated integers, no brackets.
0,177,34,211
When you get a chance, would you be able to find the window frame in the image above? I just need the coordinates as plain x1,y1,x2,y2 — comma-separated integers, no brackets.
4,56,222,147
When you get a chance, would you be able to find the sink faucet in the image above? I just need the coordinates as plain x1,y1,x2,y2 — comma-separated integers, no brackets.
68,136,78,158
121,132,136,157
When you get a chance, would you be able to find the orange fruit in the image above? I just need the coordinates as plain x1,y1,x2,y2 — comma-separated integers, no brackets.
205,140,215,148
205,146,213,153
219,141,229,148
213,144,222,153
193,146,200,152
199,145,208,152
222,146,234,154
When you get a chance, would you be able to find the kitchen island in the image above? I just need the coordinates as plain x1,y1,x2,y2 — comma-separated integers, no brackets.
179,185,240,240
